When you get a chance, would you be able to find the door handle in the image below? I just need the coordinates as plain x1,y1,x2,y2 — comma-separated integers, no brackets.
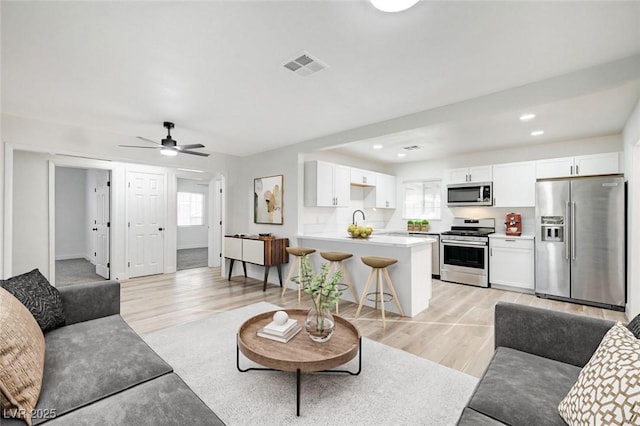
571,201,576,261
565,202,570,260
158,227,164,231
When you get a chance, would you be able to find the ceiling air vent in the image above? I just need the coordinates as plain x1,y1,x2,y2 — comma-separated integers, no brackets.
283,52,328,77
402,145,423,151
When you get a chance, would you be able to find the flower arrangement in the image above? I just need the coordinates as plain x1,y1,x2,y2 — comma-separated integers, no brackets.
295,254,343,342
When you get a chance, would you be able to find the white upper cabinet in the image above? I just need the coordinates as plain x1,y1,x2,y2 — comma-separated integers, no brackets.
304,161,351,207
492,161,536,207
350,168,376,186
365,172,396,209
536,152,620,179
574,152,620,176
448,165,492,184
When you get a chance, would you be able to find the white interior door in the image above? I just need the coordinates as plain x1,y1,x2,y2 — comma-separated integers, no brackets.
128,171,165,278
95,170,111,279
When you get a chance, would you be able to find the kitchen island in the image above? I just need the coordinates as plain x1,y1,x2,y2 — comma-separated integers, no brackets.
296,233,436,317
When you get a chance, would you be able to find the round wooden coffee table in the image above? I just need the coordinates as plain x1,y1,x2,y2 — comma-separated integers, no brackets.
236,309,361,416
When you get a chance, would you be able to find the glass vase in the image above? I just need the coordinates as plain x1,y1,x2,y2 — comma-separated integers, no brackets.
305,307,335,343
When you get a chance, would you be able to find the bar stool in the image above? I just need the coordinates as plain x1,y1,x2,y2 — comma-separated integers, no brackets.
319,251,358,314
282,247,316,302
355,256,404,327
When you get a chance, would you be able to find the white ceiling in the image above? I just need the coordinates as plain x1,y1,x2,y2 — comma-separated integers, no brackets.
2,1,640,161
334,83,640,162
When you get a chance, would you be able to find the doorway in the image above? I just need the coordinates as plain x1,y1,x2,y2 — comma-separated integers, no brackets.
176,178,209,271
54,167,111,286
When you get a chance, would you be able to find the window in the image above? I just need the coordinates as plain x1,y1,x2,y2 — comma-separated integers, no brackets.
177,192,204,226
403,179,442,220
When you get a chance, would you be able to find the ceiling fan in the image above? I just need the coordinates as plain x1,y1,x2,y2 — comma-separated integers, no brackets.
119,122,210,157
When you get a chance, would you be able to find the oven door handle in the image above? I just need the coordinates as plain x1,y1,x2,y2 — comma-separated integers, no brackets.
440,239,487,247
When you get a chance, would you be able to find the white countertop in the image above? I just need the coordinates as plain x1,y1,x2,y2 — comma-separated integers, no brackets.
489,233,535,240
298,233,436,247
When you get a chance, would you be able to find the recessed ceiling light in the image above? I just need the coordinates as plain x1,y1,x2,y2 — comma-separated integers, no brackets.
373,144,383,150
370,0,420,13
397,153,407,158
531,130,545,136
519,113,536,121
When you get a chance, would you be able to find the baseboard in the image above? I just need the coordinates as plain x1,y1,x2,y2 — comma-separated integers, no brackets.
55,253,87,261
177,245,208,250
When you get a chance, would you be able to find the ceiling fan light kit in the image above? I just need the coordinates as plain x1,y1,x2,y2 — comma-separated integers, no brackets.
160,148,178,156
119,121,210,157
369,0,420,13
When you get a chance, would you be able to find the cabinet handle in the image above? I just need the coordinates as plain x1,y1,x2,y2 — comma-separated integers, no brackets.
363,177,367,184
570,165,573,175
505,239,516,242
576,165,579,175
493,198,496,205
490,248,492,256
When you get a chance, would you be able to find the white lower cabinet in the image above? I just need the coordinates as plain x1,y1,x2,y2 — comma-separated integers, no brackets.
489,236,535,292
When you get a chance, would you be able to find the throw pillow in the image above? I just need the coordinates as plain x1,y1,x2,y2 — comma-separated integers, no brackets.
0,269,65,332
0,287,46,426
558,322,640,425
627,313,640,339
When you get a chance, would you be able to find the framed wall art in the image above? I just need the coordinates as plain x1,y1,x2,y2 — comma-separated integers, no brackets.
254,175,283,224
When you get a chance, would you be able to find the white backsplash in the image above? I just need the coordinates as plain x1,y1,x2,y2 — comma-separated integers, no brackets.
302,187,393,234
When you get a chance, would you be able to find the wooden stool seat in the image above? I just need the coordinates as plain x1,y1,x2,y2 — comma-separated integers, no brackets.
286,247,316,257
361,256,397,269
282,248,316,302
355,256,403,327
320,251,353,262
318,251,357,314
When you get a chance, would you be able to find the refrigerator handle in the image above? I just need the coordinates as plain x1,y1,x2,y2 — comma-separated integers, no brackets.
571,201,576,261
565,201,571,260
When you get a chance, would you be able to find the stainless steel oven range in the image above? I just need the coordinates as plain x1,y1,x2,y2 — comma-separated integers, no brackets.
440,218,495,287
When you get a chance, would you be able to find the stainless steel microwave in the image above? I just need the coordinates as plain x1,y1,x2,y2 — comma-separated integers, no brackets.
447,182,493,206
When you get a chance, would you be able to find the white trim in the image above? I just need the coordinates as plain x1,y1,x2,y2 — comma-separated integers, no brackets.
48,161,56,285
3,143,14,279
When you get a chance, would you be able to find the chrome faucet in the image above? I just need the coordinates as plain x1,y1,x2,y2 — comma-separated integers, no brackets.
352,209,366,225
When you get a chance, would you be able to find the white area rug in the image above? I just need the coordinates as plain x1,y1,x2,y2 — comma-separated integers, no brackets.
143,302,477,425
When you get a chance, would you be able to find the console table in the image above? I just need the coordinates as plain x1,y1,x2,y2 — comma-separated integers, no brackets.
224,236,289,291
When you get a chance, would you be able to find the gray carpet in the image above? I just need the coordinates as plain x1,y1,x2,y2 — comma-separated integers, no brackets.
143,302,477,425
177,247,208,271
55,258,106,287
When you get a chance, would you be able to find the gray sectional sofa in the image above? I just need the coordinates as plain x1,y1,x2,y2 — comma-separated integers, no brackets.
457,301,615,425
3,280,224,426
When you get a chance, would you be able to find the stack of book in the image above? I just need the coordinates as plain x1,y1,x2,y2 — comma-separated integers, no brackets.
257,318,302,343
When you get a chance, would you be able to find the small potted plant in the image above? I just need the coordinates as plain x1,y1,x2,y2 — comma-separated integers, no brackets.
295,255,343,343
420,219,430,232
407,220,415,232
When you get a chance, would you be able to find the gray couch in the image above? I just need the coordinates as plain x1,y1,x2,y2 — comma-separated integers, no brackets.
457,302,614,426
3,280,224,426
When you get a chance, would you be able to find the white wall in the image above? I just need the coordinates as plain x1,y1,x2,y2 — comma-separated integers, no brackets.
55,167,87,260
623,99,640,319
387,134,623,234
2,114,239,280
177,178,208,249
13,151,50,278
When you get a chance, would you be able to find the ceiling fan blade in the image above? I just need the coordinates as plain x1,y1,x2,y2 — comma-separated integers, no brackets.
136,136,161,145
118,145,159,149
176,144,205,150
180,150,210,157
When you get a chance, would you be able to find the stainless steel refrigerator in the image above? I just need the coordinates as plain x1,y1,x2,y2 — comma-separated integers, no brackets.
535,175,625,309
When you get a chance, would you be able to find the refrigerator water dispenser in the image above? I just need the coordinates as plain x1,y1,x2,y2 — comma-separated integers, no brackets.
540,216,564,242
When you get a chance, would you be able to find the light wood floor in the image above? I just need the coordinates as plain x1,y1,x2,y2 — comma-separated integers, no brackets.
120,267,627,378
